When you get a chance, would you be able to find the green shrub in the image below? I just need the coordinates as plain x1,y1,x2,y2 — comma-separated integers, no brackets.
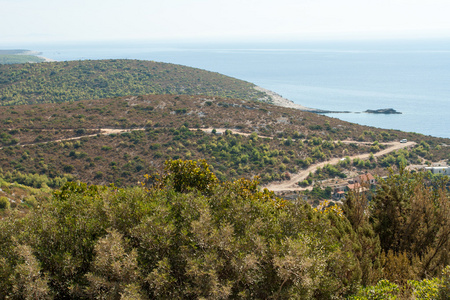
94,172,103,179
351,280,399,299
0,196,10,210
408,278,442,300
23,195,37,207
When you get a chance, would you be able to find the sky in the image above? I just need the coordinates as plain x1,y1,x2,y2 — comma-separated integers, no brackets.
2,0,450,44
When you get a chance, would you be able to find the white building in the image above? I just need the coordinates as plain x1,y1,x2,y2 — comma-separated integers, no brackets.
424,166,450,175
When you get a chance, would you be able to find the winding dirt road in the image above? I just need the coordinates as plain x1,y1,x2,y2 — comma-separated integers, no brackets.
264,141,416,192
191,128,416,192
0,128,142,150
1,126,416,193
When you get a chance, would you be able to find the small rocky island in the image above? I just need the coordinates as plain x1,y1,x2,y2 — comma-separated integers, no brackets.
365,108,402,114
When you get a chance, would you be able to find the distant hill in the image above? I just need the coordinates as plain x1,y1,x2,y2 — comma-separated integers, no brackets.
0,50,34,55
0,54,45,65
0,59,270,106
0,49,45,65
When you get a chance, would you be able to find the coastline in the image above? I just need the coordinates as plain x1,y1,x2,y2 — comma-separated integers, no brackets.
37,56,57,62
255,86,381,115
254,86,324,112
0,49,56,63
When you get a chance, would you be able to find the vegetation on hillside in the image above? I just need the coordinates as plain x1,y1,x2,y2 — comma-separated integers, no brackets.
304,145,434,182
0,125,371,187
0,159,448,299
1,95,448,188
0,94,417,142
0,59,268,106
0,177,50,217
0,54,45,65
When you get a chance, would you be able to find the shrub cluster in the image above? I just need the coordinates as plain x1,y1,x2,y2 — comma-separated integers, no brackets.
0,160,448,299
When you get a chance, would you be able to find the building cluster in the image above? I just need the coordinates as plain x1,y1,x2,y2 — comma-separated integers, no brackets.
332,173,376,200
332,164,450,201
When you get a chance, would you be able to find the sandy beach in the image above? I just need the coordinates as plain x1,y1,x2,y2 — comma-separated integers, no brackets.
254,86,322,112
38,56,57,62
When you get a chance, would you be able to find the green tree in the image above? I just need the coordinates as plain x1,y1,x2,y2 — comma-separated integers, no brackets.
371,167,450,279
85,230,143,299
0,196,10,210
154,159,219,195
9,244,51,299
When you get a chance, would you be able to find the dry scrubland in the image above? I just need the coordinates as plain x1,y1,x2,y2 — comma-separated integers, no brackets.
0,94,448,189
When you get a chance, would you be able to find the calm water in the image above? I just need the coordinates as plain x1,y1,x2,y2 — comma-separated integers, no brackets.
10,39,450,138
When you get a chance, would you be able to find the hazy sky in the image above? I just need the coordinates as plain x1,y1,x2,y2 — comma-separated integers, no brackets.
2,0,450,44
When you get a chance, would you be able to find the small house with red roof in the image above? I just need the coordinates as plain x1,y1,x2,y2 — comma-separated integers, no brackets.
332,173,377,200
354,173,376,185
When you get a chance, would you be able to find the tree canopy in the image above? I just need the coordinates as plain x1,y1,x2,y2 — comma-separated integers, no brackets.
0,160,448,299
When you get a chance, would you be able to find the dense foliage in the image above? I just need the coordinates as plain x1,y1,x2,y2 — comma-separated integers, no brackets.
342,167,450,299
0,159,448,299
371,168,450,280
0,159,364,298
0,60,268,106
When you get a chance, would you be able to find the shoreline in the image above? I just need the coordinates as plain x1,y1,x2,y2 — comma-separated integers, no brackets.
37,56,57,62
254,86,324,112
0,49,56,63
255,86,352,113
255,87,399,115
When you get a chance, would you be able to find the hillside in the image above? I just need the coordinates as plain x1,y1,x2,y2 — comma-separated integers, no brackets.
0,59,270,106
0,94,448,189
0,55,45,65
0,49,46,65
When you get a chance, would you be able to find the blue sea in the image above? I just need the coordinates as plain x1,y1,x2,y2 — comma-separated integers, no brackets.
9,39,450,138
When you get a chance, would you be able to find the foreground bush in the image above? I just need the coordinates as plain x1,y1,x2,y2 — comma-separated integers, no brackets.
0,159,373,299
352,267,450,300
0,160,447,299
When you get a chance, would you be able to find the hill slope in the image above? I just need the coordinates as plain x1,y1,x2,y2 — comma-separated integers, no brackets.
0,55,45,65
1,95,448,188
0,50,46,65
0,59,269,106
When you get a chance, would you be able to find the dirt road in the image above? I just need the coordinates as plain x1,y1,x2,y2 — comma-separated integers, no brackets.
1,126,416,193
0,128,144,150
190,127,416,192
264,141,416,192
